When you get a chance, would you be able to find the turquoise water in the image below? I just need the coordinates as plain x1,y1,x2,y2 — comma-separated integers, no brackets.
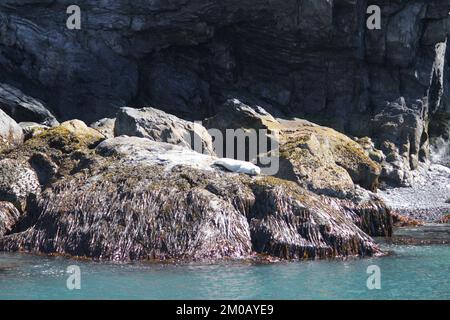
1,239,449,299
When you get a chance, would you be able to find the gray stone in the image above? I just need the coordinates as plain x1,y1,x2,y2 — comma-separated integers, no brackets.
90,118,115,139
0,83,58,126
0,109,23,152
96,136,217,171
114,107,215,156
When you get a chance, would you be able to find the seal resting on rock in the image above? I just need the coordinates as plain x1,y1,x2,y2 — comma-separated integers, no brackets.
213,158,261,176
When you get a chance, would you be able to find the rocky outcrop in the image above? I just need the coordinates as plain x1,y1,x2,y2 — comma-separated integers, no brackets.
115,107,215,155
1,1,449,185
0,124,391,261
206,99,381,196
0,108,23,153
0,83,58,127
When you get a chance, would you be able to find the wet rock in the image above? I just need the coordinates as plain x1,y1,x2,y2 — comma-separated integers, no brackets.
115,107,215,155
0,109,23,153
249,177,385,259
0,202,21,236
0,83,58,126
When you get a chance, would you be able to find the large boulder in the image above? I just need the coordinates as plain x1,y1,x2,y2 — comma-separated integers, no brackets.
0,134,390,261
205,100,381,196
0,109,24,153
204,99,281,166
205,98,281,133
0,83,58,126
372,98,428,186
115,107,215,155
278,124,381,196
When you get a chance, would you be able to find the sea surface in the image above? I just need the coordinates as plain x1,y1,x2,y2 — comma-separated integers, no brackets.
0,226,449,300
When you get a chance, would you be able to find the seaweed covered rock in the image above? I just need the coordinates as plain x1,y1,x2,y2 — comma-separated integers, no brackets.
115,107,215,155
0,159,40,212
0,163,254,260
0,201,21,236
249,177,386,259
0,136,389,261
0,109,23,153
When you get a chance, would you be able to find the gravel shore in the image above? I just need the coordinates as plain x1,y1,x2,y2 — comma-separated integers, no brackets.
378,164,450,223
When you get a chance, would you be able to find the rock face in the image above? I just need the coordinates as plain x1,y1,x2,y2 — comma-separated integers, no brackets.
1,1,409,262
115,107,215,155
1,1,450,184
0,83,59,126
0,108,23,152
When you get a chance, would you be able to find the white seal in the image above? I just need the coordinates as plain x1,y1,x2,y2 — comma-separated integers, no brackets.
213,158,261,176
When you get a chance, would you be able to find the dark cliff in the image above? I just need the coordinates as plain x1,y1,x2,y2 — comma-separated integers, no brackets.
1,0,450,185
